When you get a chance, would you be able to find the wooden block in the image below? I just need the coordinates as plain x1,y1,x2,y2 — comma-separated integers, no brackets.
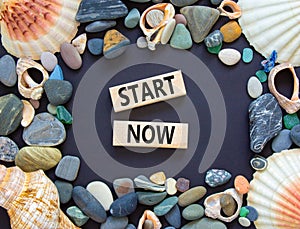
113,120,188,149
109,70,186,112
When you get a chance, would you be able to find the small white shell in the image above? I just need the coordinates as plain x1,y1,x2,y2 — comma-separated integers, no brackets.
21,100,35,127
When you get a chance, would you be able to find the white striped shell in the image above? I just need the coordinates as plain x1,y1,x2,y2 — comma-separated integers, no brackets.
247,149,300,228
238,0,300,66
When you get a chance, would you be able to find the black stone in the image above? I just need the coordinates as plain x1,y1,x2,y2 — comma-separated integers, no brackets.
110,192,138,217
249,93,282,153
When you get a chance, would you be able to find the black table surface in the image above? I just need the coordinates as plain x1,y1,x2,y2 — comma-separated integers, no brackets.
0,1,298,228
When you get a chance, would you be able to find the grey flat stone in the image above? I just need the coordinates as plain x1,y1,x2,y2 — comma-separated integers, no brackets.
55,155,80,181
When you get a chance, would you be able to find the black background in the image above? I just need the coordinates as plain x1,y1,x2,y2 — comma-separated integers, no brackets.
0,0,298,228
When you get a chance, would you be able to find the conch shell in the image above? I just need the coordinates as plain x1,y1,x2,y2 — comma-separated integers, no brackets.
204,188,243,222
139,3,175,50
0,0,81,60
17,58,49,100
0,165,80,229
268,63,300,114
138,210,162,229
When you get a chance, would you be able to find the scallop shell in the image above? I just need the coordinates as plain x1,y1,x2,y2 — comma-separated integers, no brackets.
0,0,81,60
238,0,300,66
0,165,80,229
247,149,300,228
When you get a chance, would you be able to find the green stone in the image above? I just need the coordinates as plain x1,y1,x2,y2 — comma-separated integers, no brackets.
66,206,89,227
182,204,204,221
240,206,250,217
207,43,222,54
124,8,140,29
242,48,253,63
56,106,73,124
284,113,300,130
137,191,167,206
170,24,193,50
255,70,268,83
153,196,178,216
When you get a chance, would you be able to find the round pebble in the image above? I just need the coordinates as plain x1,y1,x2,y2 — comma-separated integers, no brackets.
110,192,138,217
178,186,207,207
220,21,242,43
41,52,58,72
234,175,250,194
165,177,177,195
218,48,241,66
220,194,237,217
29,99,40,109
0,55,17,87
146,9,164,28
60,42,82,70
136,36,148,49
55,180,73,204
176,177,190,192
55,155,80,181
240,207,250,217
87,181,114,211
87,38,103,55
283,113,300,130
290,124,300,146
238,217,251,227
150,171,166,185
47,104,57,115
174,14,187,25
250,156,268,171
255,70,268,83
247,76,263,99
182,204,204,221
271,129,292,152
245,206,259,221
124,8,140,29
242,48,253,63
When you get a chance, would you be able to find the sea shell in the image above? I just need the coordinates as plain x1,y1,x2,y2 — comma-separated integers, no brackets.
238,0,300,66
139,3,175,50
137,210,162,229
17,58,49,100
247,149,300,228
21,100,35,127
0,0,81,60
268,63,300,114
218,0,241,19
204,188,243,222
0,165,80,229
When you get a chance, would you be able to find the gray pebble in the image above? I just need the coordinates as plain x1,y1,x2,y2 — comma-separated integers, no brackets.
41,52,58,71
210,0,222,5
87,38,103,55
136,37,148,49
271,129,292,152
110,192,138,217
44,79,73,106
182,204,204,221
55,155,80,181
55,180,73,204
100,216,128,229
0,55,17,87
291,124,300,146
137,191,167,206
126,224,137,229
66,206,89,227
85,20,116,33
60,42,82,70
0,137,19,162
165,204,181,228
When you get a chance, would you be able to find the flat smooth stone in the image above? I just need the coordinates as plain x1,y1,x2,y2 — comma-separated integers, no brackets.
218,48,241,66
124,8,140,29
149,171,166,185
242,48,254,63
245,206,258,221
49,65,64,80
271,129,292,152
76,0,128,23
176,177,190,192
182,204,204,221
205,169,231,187
0,137,19,162
238,217,251,227
72,186,107,223
178,186,207,207
247,76,263,99
85,21,116,33
153,196,178,216
15,146,62,172
110,192,138,217
174,14,187,25
134,175,165,192
165,178,177,195
170,24,192,49
171,0,198,7
66,206,89,227
100,216,128,229
255,70,267,83
87,38,104,55
23,112,66,146
165,204,181,228
87,181,114,211
290,124,300,146
136,36,148,49
181,217,227,229
41,52,57,72
146,9,164,28
103,29,130,59
72,33,87,55
204,30,223,48
60,42,82,70
283,113,300,130
0,94,23,136
55,180,73,204
113,178,135,198
137,191,167,206
47,104,57,115
44,79,73,106
250,156,268,171
126,224,137,229
56,105,73,124
55,155,80,181
161,18,176,45
220,194,237,216
0,55,17,87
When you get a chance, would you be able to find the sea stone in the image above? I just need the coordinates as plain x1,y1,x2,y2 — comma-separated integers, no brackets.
49,65,64,81
238,217,251,227
165,178,177,195
245,206,258,221
100,216,128,229
218,48,241,66
85,21,117,33
87,38,104,56
176,177,190,192
136,36,148,49
126,224,137,229
113,178,135,198
182,217,227,229
247,76,263,99
220,21,242,43
60,42,82,70
87,181,114,211
256,70,268,83
66,206,89,227
234,175,250,195
161,19,176,45
55,155,80,181
240,207,250,217
182,204,204,221
149,171,166,185
0,94,23,136
23,112,66,146
41,52,58,72
210,0,222,5
249,93,282,153
15,146,62,172
76,0,128,23
242,48,254,63
44,79,73,106
204,30,223,48
180,6,220,43
165,204,181,228
72,33,87,54
178,186,207,207
134,175,165,192
207,43,222,54
174,14,187,25
283,113,300,130
0,137,19,162
153,196,178,216
271,129,292,152
220,194,237,217
171,0,198,7
250,156,268,171
103,29,130,59
56,106,73,124
290,124,300,146
170,24,193,50
0,55,17,87
205,169,231,187
110,192,138,217
47,104,57,115
124,8,140,29
55,180,73,204
143,220,154,229
29,99,40,109
137,191,167,206
146,9,164,28
72,186,107,223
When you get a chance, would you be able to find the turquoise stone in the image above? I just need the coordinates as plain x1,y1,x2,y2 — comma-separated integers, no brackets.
240,206,250,217
66,206,89,227
170,24,193,50
207,43,222,54
170,0,198,7
87,38,103,55
49,65,64,80
124,8,140,29
242,48,254,63
255,70,267,83
284,113,300,130
56,106,73,124
153,196,178,216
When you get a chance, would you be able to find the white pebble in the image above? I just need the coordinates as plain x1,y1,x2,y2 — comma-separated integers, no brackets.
47,104,57,115
165,178,177,195
239,217,251,227
218,48,241,66
161,19,176,45
136,36,148,49
41,52,58,72
247,76,263,98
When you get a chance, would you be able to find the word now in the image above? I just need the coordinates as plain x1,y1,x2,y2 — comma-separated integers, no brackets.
113,120,188,149
109,70,186,112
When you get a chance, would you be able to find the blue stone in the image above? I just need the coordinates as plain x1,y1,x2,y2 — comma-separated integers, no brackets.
165,204,181,228
72,186,107,223
49,65,64,80
55,180,73,204
245,206,259,221
290,124,300,146
110,192,138,217
126,224,137,229
204,30,223,48
164,227,176,229
100,216,128,229
170,24,193,50
124,8,140,29
210,0,222,5
0,55,17,87
271,129,292,152
205,169,231,187
154,196,178,216
242,48,254,63
85,20,116,33
76,0,128,23
88,38,104,55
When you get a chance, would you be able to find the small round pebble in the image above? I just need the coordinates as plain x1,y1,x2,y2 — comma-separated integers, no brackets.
165,177,177,195
234,175,250,194
242,48,253,63
240,207,250,217
174,14,187,25
245,206,259,221
55,180,73,204
124,8,140,29
87,38,103,56
238,217,251,227
220,194,237,217
176,177,190,192
283,113,300,130
143,219,154,229
255,70,268,83
182,204,204,221
136,36,148,49
250,156,268,171
150,171,166,185
290,124,300,146
47,104,57,115
271,129,292,152
247,76,263,99
41,52,58,72
29,99,40,109
218,48,241,66
60,42,82,70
